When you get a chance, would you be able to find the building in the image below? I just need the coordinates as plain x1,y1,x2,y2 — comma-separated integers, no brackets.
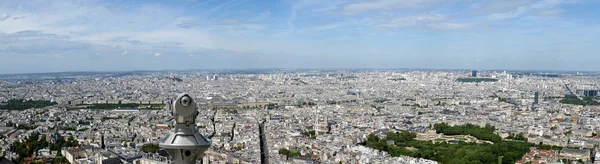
133,158,168,164
37,148,51,157
560,148,590,162
269,115,285,121
471,70,477,77
101,157,123,164
516,147,559,164
155,124,169,130
534,91,539,105
584,90,599,97
575,89,600,97
62,148,90,164
347,90,361,96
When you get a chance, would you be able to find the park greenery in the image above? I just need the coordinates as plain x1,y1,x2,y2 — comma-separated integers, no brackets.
0,99,57,110
101,116,124,121
9,132,77,163
301,130,317,139
266,103,279,109
233,145,244,151
78,120,91,125
362,123,547,164
433,123,501,143
506,132,528,142
560,95,600,106
81,103,165,110
278,148,301,159
141,143,160,153
58,126,77,131
498,97,508,103
299,101,317,107
16,124,36,130
374,98,390,103
388,78,406,81
456,78,498,83
6,121,36,130
326,100,338,104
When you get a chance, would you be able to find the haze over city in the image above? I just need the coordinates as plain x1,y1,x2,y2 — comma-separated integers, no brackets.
1,0,600,74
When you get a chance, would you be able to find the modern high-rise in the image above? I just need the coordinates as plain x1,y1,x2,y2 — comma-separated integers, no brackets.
471,70,477,77
534,91,539,105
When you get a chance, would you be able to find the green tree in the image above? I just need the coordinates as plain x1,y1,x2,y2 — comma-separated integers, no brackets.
141,143,160,153
362,123,536,164
279,148,300,160
0,99,57,110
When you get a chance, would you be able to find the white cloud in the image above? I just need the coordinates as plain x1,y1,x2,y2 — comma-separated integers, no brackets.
313,22,354,31
242,24,266,31
538,8,564,16
12,16,25,20
282,0,344,36
471,0,534,13
154,52,161,56
0,30,122,57
428,22,471,30
122,51,128,55
177,19,199,28
374,13,447,28
205,0,238,15
216,19,244,25
531,0,570,9
487,0,573,20
369,13,471,30
488,7,528,20
0,14,9,21
249,11,270,22
342,0,445,15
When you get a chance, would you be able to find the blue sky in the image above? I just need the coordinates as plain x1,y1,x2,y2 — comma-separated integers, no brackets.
0,0,599,74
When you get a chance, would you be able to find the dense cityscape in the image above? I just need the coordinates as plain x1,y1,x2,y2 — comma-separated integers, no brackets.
2,0,600,163
1,69,600,164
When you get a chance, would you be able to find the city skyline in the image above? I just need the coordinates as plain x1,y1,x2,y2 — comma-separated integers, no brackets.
2,69,599,163
1,0,600,74
0,67,596,76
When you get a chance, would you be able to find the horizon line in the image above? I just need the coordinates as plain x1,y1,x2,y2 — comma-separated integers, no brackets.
0,68,597,76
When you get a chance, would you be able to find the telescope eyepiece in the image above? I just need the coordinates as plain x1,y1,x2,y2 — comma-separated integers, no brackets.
181,95,191,107
173,93,196,117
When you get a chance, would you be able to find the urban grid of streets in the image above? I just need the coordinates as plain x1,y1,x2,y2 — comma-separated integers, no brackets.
0,70,599,164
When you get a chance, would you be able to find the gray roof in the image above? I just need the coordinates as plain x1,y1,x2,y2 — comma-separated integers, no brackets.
561,148,590,155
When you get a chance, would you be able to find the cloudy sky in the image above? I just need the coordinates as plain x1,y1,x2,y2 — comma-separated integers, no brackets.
0,0,599,74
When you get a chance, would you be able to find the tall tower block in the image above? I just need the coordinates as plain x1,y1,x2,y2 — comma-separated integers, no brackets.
534,91,539,105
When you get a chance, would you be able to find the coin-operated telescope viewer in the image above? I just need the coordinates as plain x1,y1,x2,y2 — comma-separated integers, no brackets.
159,93,211,164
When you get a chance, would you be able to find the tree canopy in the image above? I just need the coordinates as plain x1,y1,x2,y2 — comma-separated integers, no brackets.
10,132,77,163
456,78,498,83
279,148,301,159
433,123,501,143
0,99,57,110
362,124,536,164
506,132,527,142
141,143,160,153
560,95,600,106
